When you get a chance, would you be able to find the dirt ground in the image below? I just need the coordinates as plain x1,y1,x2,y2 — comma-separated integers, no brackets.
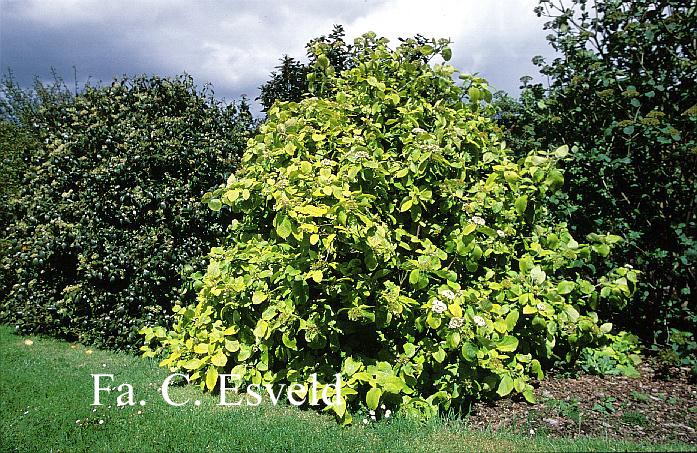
468,358,696,445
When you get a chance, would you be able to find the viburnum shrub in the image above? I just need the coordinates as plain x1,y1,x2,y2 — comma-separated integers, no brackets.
1,75,254,349
142,34,637,423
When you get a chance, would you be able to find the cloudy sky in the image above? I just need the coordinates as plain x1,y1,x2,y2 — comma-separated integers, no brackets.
1,0,555,114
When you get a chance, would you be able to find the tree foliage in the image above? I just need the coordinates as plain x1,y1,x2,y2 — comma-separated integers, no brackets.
0,69,76,126
258,25,354,112
0,75,254,349
494,0,696,343
143,34,635,423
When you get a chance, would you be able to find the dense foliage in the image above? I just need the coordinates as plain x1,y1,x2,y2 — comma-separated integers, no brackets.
258,25,354,112
0,75,254,350
143,35,636,423
1,71,73,229
0,121,35,228
0,121,37,302
494,0,696,345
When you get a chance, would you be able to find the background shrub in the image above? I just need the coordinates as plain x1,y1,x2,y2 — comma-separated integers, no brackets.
493,0,696,345
258,25,354,112
143,35,636,423
0,121,37,299
0,74,254,350
1,70,74,230
0,121,35,229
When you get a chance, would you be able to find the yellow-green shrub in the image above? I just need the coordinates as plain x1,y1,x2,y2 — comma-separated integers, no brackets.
142,34,636,423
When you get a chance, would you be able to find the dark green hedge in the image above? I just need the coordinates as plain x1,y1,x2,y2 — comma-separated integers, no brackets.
0,121,35,229
0,75,254,350
1,121,37,302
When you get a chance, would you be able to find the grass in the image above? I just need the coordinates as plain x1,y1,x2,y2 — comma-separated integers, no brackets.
0,324,693,453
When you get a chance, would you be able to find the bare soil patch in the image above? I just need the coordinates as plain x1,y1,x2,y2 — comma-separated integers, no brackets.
468,359,696,445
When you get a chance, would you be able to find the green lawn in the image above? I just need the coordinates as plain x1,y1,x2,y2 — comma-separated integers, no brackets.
0,325,692,452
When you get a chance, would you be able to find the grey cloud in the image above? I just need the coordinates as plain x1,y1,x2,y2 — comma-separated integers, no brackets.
1,0,553,115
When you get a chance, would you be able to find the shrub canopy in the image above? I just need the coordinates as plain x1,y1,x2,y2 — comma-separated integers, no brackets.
142,35,635,422
1,75,254,349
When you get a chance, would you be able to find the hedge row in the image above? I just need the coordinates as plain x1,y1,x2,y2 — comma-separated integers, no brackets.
0,75,254,349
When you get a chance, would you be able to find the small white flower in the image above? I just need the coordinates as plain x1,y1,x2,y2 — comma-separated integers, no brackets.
441,289,456,300
137,410,143,415
76,420,80,424
496,229,505,237
371,414,377,420
536,302,546,311
411,127,426,134
431,300,448,314
449,317,464,329
471,216,486,226
626,264,633,269
385,410,392,418
380,404,386,410
530,428,535,435
369,410,375,416
363,419,369,425
473,315,486,327
99,419,104,425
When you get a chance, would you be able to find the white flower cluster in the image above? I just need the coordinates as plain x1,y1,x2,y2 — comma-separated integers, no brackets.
496,229,505,237
431,300,448,314
441,289,456,300
448,317,464,329
472,315,487,327
471,216,486,226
